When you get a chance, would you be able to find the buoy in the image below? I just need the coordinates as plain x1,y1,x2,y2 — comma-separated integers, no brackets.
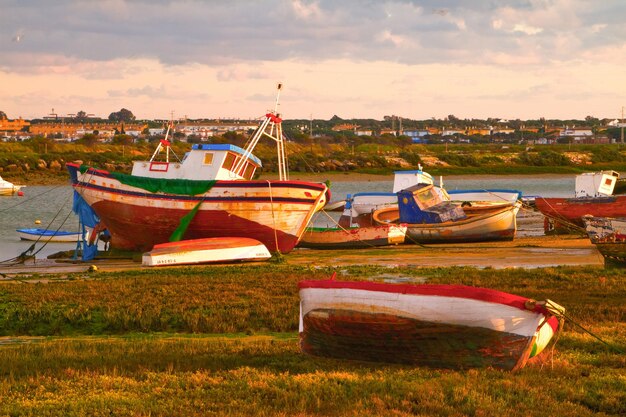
88,265,98,272
17,191,24,196
35,220,41,225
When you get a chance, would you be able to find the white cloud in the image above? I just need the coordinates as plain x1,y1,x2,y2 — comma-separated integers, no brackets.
291,0,322,20
512,24,543,35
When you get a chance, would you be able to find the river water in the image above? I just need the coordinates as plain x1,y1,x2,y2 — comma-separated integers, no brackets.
0,176,575,262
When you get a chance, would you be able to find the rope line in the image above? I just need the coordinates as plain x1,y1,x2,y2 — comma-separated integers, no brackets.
544,300,624,354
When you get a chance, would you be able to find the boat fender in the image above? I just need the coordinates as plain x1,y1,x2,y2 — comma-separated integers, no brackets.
88,265,98,272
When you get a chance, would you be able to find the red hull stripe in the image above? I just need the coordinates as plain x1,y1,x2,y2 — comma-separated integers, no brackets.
73,181,321,205
298,280,547,314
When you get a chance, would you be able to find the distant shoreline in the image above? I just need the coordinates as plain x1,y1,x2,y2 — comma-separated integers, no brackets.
261,171,573,183
7,170,577,186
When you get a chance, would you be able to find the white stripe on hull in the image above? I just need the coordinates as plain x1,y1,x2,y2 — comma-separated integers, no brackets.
299,287,543,337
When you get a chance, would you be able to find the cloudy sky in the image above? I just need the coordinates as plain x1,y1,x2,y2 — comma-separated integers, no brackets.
1,0,625,121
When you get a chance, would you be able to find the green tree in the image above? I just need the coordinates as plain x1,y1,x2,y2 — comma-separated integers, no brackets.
108,108,136,123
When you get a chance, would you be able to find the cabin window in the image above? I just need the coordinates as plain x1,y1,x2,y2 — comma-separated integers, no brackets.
223,152,236,170
203,152,214,165
244,163,255,179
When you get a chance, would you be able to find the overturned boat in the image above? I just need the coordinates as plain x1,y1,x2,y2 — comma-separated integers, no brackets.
299,278,564,371
142,237,271,266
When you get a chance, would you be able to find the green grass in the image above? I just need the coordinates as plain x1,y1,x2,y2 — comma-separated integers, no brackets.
1,264,625,416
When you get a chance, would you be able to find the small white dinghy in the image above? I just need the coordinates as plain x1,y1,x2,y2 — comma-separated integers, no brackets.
142,237,272,267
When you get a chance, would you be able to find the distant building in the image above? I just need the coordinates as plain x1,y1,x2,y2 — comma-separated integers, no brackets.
0,115,30,133
379,128,396,136
442,129,464,136
558,127,593,140
175,121,258,139
354,129,373,137
332,123,358,132
29,121,148,141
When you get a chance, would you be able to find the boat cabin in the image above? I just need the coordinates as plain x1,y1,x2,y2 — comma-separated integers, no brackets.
575,171,619,198
397,184,466,224
392,169,434,192
131,144,262,181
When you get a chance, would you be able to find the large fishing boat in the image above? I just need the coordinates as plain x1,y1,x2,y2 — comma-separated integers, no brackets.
67,85,330,253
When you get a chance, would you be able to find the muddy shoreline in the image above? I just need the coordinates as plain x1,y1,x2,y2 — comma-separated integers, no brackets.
0,232,603,277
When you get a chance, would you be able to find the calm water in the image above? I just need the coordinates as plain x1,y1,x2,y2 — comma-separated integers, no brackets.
0,176,575,262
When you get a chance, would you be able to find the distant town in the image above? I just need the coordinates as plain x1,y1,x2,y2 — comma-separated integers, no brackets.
1,108,625,146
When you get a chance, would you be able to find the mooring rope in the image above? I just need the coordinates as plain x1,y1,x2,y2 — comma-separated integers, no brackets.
544,299,624,354
267,180,281,256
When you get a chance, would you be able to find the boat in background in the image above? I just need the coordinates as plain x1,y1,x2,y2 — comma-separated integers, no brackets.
446,188,521,204
0,175,24,196
298,223,407,249
582,216,626,266
68,85,330,254
16,228,81,243
373,184,521,243
299,277,564,371
535,171,626,234
142,237,271,266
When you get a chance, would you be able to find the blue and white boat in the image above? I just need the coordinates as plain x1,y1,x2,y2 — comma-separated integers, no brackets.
16,228,81,243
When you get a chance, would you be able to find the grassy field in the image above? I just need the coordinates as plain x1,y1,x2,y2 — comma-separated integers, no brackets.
1,264,625,416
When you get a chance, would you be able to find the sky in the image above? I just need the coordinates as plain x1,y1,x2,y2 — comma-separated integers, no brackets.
1,0,625,122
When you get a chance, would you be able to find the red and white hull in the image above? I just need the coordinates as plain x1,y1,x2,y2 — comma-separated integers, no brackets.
299,279,562,371
298,224,407,249
536,195,626,233
68,163,329,253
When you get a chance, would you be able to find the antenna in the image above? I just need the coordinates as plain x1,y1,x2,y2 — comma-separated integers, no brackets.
274,83,282,114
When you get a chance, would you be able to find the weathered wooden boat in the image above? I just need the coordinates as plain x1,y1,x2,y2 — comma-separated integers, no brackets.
142,236,271,266
0,175,24,196
67,86,330,254
16,228,81,243
299,278,564,371
582,216,626,266
535,171,626,234
373,184,521,243
337,169,521,229
298,223,407,249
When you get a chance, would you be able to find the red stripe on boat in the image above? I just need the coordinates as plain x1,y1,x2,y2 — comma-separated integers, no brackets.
298,280,548,313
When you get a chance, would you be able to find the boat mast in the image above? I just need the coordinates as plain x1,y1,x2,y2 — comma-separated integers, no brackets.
234,83,289,180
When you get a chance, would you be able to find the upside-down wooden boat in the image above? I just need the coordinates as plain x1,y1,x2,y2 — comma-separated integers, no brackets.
373,184,520,243
299,278,564,371
297,223,407,249
582,216,626,266
142,236,271,266
67,86,329,254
